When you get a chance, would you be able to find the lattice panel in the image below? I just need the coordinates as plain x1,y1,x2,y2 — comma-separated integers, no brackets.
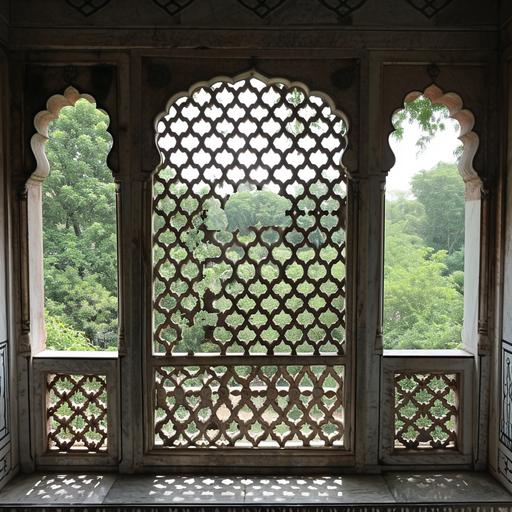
65,0,111,17
46,374,108,453
394,372,458,450
405,0,453,19
153,76,347,356
154,365,344,448
152,0,196,16
319,0,367,17
501,342,512,450
237,0,287,18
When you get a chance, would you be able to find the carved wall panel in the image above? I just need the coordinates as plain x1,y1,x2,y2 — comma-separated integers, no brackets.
46,373,108,453
33,358,119,466
8,0,496,31
154,364,344,448
394,372,458,450
150,72,351,461
153,75,347,357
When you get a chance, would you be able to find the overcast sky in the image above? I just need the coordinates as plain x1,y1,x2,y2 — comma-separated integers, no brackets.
387,117,461,197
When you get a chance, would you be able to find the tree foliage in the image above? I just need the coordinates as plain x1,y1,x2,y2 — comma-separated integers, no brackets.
384,218,463,349
42,96,465,353
43,99,117,350
411,163,465,255
392,96,448,150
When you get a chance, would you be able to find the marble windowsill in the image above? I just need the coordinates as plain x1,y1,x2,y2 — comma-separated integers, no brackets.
0,471,510,507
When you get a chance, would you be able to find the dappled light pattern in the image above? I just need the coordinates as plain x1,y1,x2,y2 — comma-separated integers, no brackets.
153,77,347,356
154,365,344,448
47,373,108,452
394,372,458,450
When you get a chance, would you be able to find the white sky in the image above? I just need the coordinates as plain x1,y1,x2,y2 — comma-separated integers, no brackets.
387,118,461,197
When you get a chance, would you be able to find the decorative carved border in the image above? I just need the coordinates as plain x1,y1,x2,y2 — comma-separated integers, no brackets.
392,84,482,199
319,0,367,18
405,0,454,19
0,444,11,487
0,342,9,445
380,355,474,465
65,0,111,17
501,340,512,452
30,86,97,182
499,449,512,486
237,0,288,18
152,0,196,16
153,69,351,177
32,356,119,467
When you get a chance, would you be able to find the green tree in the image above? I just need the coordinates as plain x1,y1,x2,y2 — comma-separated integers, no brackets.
43,99,117,349
411,163,465,254
384,221,463,349
392,96,448,151
224,190,290,233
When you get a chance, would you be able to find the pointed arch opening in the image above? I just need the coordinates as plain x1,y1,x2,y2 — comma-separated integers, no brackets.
150,71,353,462
384,84,481,353
28,86,118,353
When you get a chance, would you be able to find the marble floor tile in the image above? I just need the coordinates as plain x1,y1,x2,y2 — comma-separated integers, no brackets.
384,471,512,503
0,473,116,504
104,475,245,504
242,476,395,503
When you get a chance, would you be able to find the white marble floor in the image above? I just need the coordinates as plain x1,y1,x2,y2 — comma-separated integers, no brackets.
0,472,510,506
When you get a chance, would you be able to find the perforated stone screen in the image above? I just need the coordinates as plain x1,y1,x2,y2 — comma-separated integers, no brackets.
394,372,459,450
154,364,344,448
46,373,108,453
152,74,348,450
153,76,347,356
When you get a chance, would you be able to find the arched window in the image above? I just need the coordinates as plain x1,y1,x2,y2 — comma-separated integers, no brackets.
151,72,351,463
29,87,117,353
43,98,117,351
385,85,481,353
22,88,120,464
380,85,481,461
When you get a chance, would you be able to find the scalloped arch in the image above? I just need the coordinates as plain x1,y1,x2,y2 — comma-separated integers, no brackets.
153,69,352,178
389,84,481,197
30,86,111,182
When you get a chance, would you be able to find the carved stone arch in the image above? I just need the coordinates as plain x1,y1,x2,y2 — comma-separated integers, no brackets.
30,86,112,183
153,69,354,179
21,86,117,355
389,84,482,200
384,82,485,357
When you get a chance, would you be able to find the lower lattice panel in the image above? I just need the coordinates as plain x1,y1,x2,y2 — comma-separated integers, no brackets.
394,372,458,450
154,364,345,448
47,373,108,453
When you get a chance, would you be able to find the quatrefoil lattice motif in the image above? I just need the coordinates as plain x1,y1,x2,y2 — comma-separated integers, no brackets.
152,0,196,16
237,0,288,18
154,365,345,448
406,0,453,19
394,372,459,450
318,0,367,17
153,76,348,357
65,0,111,17
47,373,109,452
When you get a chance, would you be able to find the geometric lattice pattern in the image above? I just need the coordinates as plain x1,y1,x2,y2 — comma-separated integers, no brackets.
236,0,287,18
152,0,196,16
394,372,458,450
47,374,108,453
154,365,344,448
405,0,453,19
319,0,367,18
153,76,347,357
501,343,512,450
65,0,111,17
